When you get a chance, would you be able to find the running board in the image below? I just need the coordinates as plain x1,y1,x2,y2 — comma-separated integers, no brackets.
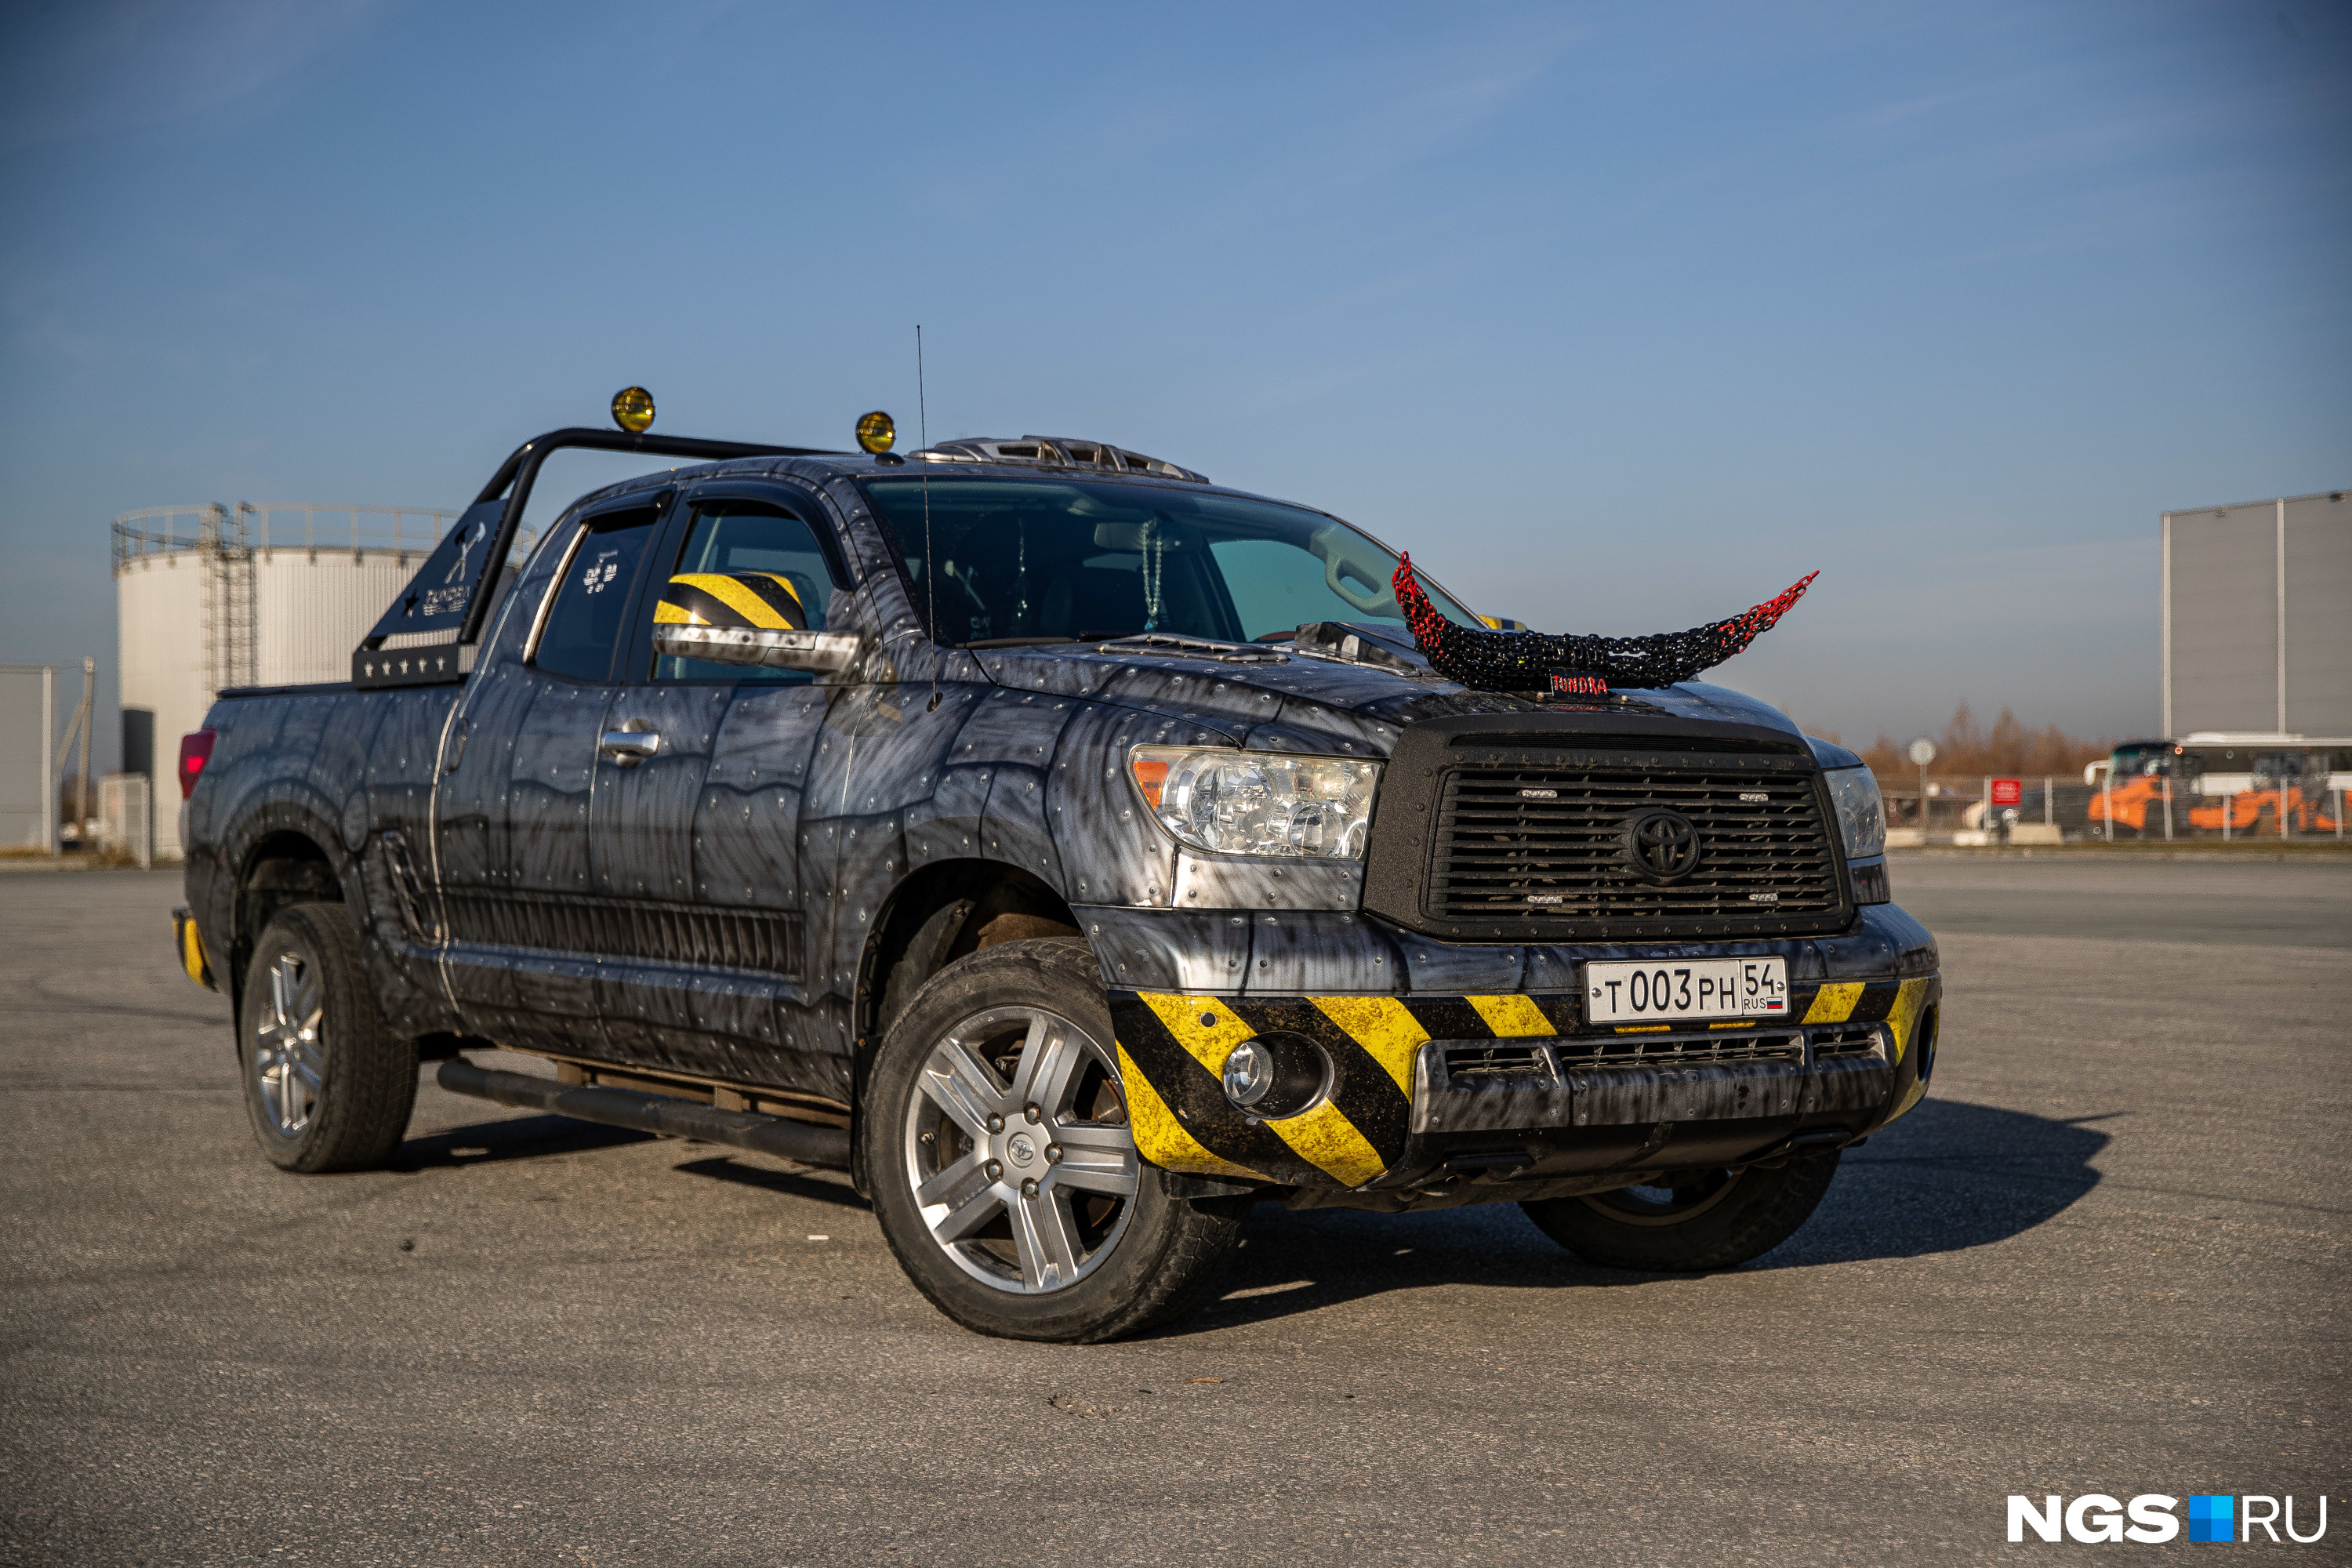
436,1058,852,1170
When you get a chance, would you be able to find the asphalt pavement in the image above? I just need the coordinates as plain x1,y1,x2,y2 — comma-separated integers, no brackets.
2,862,2345,1566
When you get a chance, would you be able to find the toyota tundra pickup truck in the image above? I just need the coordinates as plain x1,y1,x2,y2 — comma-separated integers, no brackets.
174,402,1939,1342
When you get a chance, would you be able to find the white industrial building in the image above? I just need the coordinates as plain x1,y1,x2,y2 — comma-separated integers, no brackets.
114,503,456,859
2163,488,2351,737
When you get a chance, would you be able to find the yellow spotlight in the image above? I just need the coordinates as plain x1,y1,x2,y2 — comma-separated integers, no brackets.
611,387,655,434
855,410,897,453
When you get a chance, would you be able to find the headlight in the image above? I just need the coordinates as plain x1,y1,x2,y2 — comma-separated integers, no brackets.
1824,766,1886,859
1129,746,1382,860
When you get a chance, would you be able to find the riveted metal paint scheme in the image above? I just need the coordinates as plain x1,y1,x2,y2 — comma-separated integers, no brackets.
183,445,1939,1200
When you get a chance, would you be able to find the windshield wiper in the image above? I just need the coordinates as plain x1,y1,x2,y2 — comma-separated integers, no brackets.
958,629,1133,648
1094,631,1290,663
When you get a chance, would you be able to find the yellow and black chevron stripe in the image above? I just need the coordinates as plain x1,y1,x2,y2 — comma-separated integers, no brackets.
1111,991,1577,1189
1112,977,1941,1188
1811,976,1940,1120
654,572,808,631
172,906,215,993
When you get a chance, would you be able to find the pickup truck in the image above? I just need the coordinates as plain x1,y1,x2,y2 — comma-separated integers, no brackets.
174,405,1939,1342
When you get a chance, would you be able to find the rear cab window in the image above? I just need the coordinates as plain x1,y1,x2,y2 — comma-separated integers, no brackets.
531,504,666,681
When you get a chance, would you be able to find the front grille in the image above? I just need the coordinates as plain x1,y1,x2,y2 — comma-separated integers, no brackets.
1435,1026,1869,1084
1810,1026,1883,1060
1553,1029,1806,1067
1425,760,1843,937
1440,1043,1550,1080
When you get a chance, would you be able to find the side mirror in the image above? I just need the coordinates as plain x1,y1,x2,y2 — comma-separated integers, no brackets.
653,625,862,676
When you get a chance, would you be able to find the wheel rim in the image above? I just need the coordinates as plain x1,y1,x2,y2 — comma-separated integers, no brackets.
901,1004,1140,1295
1579,1168,1743,1227
252,947,325,1137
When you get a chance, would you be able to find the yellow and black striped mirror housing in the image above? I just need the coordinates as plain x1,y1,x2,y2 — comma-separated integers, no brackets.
655,572,808,633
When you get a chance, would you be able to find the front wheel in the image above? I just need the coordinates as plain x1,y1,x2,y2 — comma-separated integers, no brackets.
237,902,417,1173
1519,1152,1841,1272
863,938,1247,1342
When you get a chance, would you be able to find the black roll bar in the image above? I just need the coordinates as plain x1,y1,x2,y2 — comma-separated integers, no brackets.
454,427,838,645
350,426,841,688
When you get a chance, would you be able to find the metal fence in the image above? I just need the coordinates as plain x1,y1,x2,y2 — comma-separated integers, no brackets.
1881,777,2100,844
1881,773,2348,844
2086,775,2349,843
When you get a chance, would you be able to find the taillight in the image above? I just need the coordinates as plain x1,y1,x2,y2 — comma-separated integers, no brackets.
178,729,216,798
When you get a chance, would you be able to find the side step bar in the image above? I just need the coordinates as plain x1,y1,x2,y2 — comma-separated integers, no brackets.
436,1058,852,1170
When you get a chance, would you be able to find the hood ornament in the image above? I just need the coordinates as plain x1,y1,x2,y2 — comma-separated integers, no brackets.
1392,554,1817,694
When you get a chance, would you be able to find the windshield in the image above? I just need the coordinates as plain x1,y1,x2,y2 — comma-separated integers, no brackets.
862,476,1481,646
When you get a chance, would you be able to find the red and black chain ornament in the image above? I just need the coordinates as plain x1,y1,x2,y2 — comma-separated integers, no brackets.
1392,554,1819,693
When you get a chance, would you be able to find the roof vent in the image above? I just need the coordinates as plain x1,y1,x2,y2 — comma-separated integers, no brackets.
909,435,1207,484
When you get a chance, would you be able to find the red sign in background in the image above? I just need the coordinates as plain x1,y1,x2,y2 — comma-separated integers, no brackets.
1991,778,2024,807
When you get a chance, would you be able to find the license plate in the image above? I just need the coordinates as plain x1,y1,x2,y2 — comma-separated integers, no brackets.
1584,958,1788,1023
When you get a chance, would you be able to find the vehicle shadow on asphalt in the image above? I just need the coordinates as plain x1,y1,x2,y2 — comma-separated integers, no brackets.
393,1112,655,1170
392,1116,869,1208
670,1154,868,1209
1167,1098,2110,1336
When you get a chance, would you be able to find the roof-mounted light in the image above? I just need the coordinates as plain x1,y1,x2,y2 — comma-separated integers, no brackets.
855,411,896,453
611,387,655,434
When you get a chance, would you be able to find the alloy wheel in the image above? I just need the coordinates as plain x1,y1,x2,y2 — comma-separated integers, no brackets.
901,1004,1139,1294
252,948,325,1137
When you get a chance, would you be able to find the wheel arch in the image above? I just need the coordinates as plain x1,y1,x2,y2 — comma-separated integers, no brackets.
230,827,349,1019
847,857,1086,1195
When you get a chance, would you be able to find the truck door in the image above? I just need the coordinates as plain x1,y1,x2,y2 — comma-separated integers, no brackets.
433,493,670,1055
588,488,847,1089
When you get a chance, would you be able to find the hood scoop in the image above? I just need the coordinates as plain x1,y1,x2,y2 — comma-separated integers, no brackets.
1286,622,1431,677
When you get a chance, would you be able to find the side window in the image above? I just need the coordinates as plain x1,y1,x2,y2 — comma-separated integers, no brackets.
651,500,840,683
532,507,662,681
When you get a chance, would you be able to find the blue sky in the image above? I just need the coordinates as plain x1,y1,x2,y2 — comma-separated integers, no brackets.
2,0,2345,768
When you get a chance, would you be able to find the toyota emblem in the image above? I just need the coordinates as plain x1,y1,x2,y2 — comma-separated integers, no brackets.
1623,808,1702,882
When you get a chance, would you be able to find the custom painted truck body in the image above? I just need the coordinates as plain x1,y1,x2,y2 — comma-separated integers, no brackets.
177,423,1938,1339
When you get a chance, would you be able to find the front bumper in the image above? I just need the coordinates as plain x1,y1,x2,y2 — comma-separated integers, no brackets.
1109,972,1940,1199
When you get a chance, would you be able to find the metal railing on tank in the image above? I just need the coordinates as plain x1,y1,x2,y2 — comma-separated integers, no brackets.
111,503,461,572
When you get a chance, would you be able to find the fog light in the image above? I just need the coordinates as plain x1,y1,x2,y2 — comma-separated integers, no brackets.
1222,1040,1275,1108
1218,1031,1329,1120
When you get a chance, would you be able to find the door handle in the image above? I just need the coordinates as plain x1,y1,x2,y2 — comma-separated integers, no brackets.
598,728,661,767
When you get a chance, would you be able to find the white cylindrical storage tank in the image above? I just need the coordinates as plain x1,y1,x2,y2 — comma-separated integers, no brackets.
252,546,430,688
114,504,456,860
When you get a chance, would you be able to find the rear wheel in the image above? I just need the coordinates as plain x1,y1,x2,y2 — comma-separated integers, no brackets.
1519,1152,1840,1272
863,938,1247,1341
237,902,416,1173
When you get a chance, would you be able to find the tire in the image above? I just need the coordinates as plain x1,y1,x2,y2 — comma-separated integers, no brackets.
236,902,417,1174
1519,1152,1841,1272
863,938,1247,1342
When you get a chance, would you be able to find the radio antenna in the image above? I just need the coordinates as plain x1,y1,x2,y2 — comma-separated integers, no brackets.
919,325,939,711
